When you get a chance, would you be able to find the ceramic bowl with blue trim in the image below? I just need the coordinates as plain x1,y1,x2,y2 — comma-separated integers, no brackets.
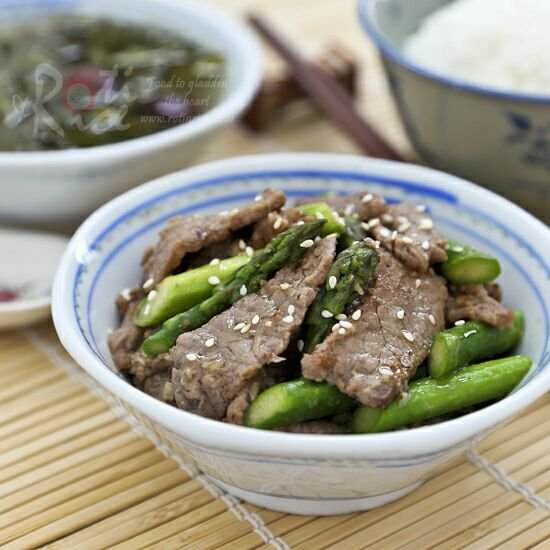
359,0,550,223
52,153,550,515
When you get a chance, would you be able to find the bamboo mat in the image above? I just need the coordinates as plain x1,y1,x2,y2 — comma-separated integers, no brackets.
3,0,550,548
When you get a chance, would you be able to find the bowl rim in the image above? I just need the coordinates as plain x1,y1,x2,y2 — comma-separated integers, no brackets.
358,0,550,104
0,0,262,164
53,153,550,460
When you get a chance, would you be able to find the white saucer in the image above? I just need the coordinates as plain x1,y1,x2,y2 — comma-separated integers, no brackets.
0,228,68,330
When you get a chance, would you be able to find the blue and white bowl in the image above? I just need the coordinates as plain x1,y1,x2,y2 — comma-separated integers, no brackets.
52,153,550,515
359,0,550,223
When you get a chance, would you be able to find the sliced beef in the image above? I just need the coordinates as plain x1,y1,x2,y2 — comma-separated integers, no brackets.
139,371,175,404
371,202,447,273
142,188,286,284
185,239,243,270
296,192,388,221
302,245,447,408
278,421,349,434
129,350,173,383
249,208,308,249
446,284,514,327
485,282,503,303
171,237,337,420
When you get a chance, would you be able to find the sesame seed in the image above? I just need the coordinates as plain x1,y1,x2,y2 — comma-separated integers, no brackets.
240,285,247,296
230,208,239,215
382,214,394,223
340,320,353,329
398,222,411,232
396,308,405,319
288,305,296,315
315,212,326,220
419,218,434,230
282,315,294,324
234,322,245,331
271,356,286,363
300,239,314,248
338,328,347,335
455,319,466,326
368,218,380,229
402,330,415,342
391,230,398,241
143,278,154,290
328,276,338,289
240,324,251,334
379,366,393,376
332,323,341,332
428,314,436,326
254,194,262,202
245,246,254,257
209,258,220,266
121,288,132,301
450,245,464,253
315,236,321,243
417,204,427,212
296,220,305,226
273,217,283,230
280,283,290,290
362,193,373,203
379,227,391,238
421,240,431,251
397,216,409,224
205,337,216,348
321,309,334,319
186,353,197,361
352,309,362,321
208,276,221,286
464,330,477,338
238,240,246,250
415,279,421,288
336,313,348,321
219,210,229,216
251,314,260,325
265,320,273,327
297,339,304,352
344,204,355,216
402,236,414,244
147,290,157,301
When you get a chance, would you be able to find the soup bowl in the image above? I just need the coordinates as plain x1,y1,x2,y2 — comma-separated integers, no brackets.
52,153,550,515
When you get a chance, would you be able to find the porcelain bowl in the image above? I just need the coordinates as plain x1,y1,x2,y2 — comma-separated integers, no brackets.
52,153,550,515
359,0,550,223
0,0,261,224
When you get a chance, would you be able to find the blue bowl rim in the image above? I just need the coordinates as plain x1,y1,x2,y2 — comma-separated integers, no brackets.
358,0,550,104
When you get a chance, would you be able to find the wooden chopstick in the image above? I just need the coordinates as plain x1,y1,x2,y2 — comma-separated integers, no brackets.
248,14,405,162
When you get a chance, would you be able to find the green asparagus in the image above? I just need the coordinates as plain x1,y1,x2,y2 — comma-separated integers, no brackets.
244,378,356,430
141,220,325,356
303,242,378,353
340,215,367,249
298,202,345,236
440,240,501,284
352,355,531,433
429,311,524,379
134,255,251,327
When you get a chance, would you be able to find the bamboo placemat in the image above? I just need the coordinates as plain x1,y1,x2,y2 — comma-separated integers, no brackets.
3,0,550,548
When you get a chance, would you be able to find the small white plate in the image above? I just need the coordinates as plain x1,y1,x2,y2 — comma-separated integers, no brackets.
0,228,68,330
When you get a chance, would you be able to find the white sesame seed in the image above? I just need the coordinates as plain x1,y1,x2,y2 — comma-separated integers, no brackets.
336,313,348,321
240,324,251,334
417,204,427,212
397,216,409,224
219,210,229,216
332,323,341,332
344,204,355,216
273,217,283,230
209,258,220,266
143,278,154,290
230,208,240,215
147,290,157,301
352,309,362,321
315,212,326,220
391,230,398,241
271,356,286,363
205,337,216,348
238,240,246,250
300,239,315,248
464,330,477,338
288,305,296,315
251,314,260,325
379,366,393,376
402,330,415,342
398,222,411,232
321,309,334,319
186,353,197,361
240,285,247,296
265,320,272,327
419,218,434,230
208,276,221,286
336,327,346,335
450,245,464,253
245,246,254,257
368,218,380,229
396,308,405,319
280,283,290,290
421,240,431,251
297,339,304,352
402,236,414,244
315,236,321,243
361,222,371,231
415,279,421,289
379,227,391,238
362,193,373,203
455,319,466,326
121,288,132,301
296,220,305,226
328,276,338,289
428,314,436,326
282,315,294,324
234,322,245,331
254,194,262,202
382,214,394,224
340,320,353,329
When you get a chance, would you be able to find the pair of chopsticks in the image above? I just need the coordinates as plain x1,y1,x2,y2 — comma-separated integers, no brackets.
248,15,405,162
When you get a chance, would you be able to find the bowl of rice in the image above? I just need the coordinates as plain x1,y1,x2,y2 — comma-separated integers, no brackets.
359,0,550,223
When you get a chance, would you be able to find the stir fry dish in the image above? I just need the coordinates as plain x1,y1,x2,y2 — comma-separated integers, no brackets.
108,190,531,434
0,15,225,150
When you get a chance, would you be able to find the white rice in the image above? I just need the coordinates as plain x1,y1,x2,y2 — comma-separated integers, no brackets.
404,0,550,94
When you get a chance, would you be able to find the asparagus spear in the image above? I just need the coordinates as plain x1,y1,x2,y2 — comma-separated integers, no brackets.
303,242,378,353
440,240,501,284
134,255,251,327
298,202,345,236
429,311,524,379
340,215,367,249
141,220,325,356
352,355,531,433
244,378,356,430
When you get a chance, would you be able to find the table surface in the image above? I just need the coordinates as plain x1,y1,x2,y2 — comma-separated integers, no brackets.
3,1,550,548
